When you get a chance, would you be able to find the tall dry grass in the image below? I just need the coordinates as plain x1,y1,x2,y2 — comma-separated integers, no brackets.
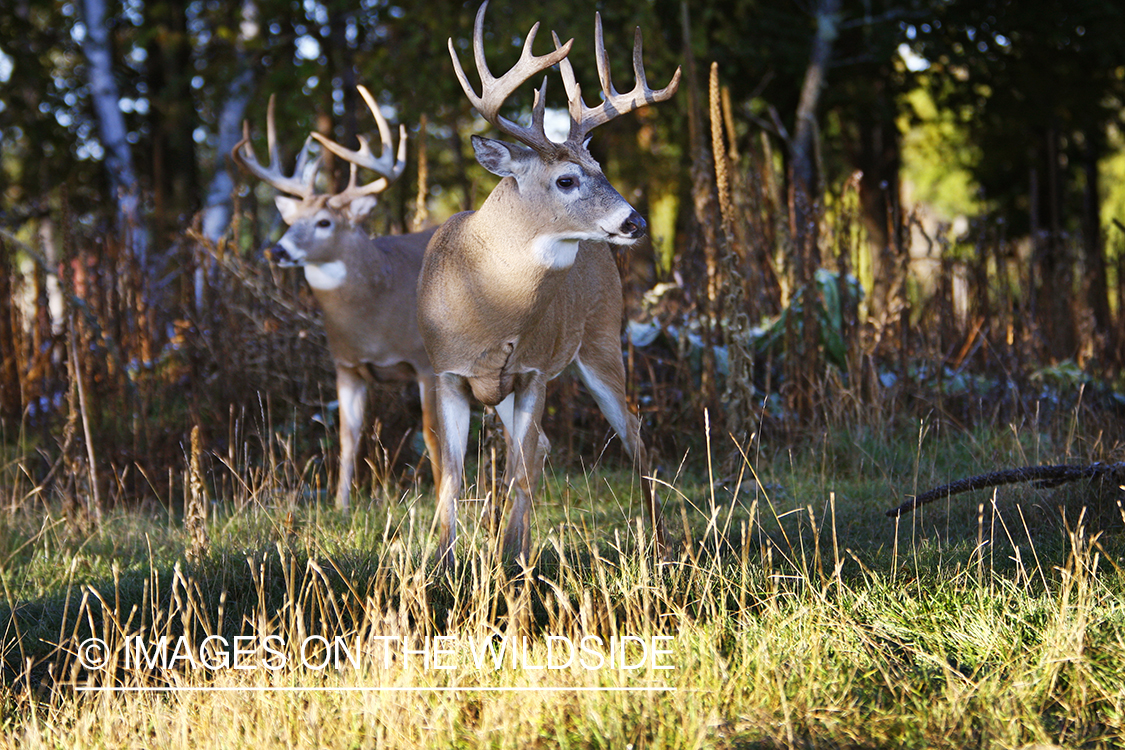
0,403,1123,748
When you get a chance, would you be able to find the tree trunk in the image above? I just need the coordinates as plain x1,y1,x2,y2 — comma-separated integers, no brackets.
146,0,198,250
786,0,840,420
323,0,357,193
1082,129,1110,360
0,237,21,423
78,0,149,265
198,0,260,313
1038,126,1076,360
789,0,840,268
201,63,256,245
855,75,902,323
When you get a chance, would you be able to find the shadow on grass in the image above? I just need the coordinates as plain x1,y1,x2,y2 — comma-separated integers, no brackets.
0,469,1121,700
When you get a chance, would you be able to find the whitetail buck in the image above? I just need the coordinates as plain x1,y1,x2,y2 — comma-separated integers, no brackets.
234,86,442,511
419,2,680,564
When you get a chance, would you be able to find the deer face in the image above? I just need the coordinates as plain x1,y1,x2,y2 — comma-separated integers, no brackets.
272,195,378,261
267,195,376,290
472,135,645,267
233,84,405,286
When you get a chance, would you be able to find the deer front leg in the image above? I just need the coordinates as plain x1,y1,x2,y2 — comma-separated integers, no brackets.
335,364,368,512
434,372,472,567
498,372,548,562
575,357,667,559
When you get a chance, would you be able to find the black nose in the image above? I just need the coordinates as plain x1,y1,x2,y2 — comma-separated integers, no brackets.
264,243,288,264
621,211,647,240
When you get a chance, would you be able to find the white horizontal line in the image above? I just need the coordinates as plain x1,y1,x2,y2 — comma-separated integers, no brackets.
76,685,676,693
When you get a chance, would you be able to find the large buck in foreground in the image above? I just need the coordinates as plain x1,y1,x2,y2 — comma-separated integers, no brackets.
234,87,442,510
419,2,680,563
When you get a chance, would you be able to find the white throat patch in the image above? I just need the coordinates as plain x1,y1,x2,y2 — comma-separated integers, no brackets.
304,261,348,290
530,236,581,269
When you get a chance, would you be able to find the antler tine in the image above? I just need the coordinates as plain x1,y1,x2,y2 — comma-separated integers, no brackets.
313,85,406,181
231,94,320,199
265,93,281,170
293,135,319,185
562,12,682,147
450,1,572,154
552,30,589,145
313,85,408,207
593,15,626,102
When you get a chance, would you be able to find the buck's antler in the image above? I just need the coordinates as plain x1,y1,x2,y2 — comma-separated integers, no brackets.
553,14,681,147
448,0,573,155
313,85,407,208
232,94,320,199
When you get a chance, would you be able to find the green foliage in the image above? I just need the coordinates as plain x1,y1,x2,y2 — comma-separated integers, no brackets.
1102,122,1125,235
899,85,983,219
910,0,1125,231
753,269,863,370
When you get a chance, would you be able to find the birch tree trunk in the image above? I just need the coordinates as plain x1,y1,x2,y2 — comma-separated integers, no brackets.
78,0,148,265
198,0,260,312
200,63,255,244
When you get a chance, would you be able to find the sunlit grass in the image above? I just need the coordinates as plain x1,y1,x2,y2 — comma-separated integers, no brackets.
0,415,1123,748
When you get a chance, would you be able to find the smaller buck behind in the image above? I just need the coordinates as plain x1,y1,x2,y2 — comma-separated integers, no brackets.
419,1,679,564
234,87,441,510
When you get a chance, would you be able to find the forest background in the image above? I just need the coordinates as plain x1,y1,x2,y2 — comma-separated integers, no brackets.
2,0,1125,510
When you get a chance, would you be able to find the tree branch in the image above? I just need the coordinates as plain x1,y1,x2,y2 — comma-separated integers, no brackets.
886,463,1125,518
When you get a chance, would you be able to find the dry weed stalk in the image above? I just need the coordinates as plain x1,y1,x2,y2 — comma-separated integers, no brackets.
186,424,208,561
412,114,429,233
709,62,756,460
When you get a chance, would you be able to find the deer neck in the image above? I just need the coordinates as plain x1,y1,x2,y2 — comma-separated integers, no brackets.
467,180,578,311
303,261,349,291
304,232,388,299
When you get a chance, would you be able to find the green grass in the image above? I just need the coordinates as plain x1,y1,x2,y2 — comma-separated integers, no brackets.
0,416,1123,748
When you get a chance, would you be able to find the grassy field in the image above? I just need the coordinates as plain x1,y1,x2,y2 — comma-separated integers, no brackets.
0,412,1123,749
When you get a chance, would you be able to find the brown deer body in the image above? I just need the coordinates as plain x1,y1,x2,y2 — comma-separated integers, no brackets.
419,2,679,563
235,88,442,510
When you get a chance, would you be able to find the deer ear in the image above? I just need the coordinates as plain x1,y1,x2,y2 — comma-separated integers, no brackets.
345,195,378,223
275,196,303,225
472,135,533,178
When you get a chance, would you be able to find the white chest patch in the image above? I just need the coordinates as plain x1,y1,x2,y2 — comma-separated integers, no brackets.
304,261,348,290
530,236,580,270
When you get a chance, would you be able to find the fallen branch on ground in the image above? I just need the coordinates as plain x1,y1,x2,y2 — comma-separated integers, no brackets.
886,462,1125,518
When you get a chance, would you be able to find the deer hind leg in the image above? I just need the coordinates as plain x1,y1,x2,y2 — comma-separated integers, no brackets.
575,355,667,558
335,364,368,512
495,372,548,562
418,373,443,497
434,372,472,567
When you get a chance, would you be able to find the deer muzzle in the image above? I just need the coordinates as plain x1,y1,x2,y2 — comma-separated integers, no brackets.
264,242,303,267
620,210,647,241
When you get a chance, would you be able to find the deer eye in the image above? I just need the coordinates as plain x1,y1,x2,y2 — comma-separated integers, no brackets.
556,176,577,190
316,218,332,229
